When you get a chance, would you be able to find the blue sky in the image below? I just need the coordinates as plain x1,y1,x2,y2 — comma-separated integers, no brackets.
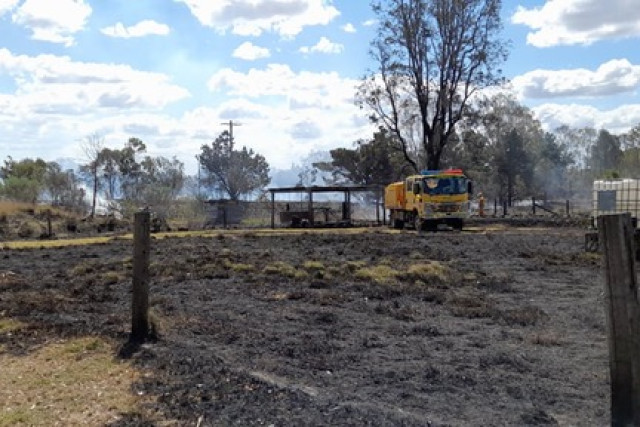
1,0,640,177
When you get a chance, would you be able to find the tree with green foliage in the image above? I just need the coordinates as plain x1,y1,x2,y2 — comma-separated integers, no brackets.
1,156,48,183
117,137,147,201
44,162,86,211
0,176,41,203
99,148,123,201
358,0,508,171
589,129,622,178
198,130,270,200
441,129,492,191
494,129,533,206
0,156,48,203
533,132,574,198
314,129,408,186
620,124,640,178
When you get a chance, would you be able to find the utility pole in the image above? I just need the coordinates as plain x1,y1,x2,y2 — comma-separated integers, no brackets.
221,120,242,147
195,154,201,199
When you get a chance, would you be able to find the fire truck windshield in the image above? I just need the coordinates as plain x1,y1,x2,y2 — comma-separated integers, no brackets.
423,177,467,195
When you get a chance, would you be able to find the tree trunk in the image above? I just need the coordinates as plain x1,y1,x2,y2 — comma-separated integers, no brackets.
507,173,513,207
91,167,98,217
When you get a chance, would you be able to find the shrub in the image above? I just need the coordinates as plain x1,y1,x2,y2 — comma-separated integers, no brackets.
17,221,40,238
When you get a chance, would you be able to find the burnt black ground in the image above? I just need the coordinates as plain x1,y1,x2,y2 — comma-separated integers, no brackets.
0,226,608,426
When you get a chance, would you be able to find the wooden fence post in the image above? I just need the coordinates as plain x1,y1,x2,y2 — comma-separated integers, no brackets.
532,197,536,215
46,209,52,237
131,210,151,342
222,206,227,228
598,213,640,426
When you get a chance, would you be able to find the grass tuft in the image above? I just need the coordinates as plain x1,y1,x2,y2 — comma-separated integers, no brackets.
262,261,307,279
223,260,255,273
102,271,122,285
302,260,325,271
0,317,25,333
70,261,95,277
355,264,399,284
403,261,449,283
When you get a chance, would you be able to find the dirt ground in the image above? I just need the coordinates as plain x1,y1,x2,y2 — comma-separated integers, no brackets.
0,223,609,426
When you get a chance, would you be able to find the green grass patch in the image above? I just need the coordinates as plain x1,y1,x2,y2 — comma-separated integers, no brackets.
263,261,308,279
223,260,255,273
0,318,24,333
403,261,450,283
302,260,325,271
0,336,143,426
355,264,399,284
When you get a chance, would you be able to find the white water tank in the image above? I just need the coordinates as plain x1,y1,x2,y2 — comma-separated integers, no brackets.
593,179,640,226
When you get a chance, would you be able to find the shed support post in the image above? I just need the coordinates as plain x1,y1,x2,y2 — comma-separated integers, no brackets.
270,191,275,229
308,189,314,226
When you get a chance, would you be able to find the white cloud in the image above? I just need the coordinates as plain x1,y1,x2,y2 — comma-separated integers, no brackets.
203,64,374,169
101,20,170,38
0,0,19,15
299,37,344,54
0,55,374,172
533,103,640,134
513,59,640,99
208,63,356,101
291,119,322,139
232,41,270,60
174,0,339,38
362,19,377,27
511,0,640,47
342,23,356,33
0,48,190,114
11,0,92,46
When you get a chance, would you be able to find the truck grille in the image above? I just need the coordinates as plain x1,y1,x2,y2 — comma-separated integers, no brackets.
434,203,461,213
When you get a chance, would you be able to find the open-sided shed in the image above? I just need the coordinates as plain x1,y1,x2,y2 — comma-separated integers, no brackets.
267,185,385,229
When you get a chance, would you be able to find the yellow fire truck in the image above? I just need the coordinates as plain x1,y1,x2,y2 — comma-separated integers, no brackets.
384,169,472,231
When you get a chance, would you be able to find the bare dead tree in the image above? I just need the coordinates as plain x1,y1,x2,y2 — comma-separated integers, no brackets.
79,133,105,218
358,0,509,171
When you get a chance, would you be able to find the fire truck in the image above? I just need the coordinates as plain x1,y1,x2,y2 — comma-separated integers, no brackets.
384,169,472,231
